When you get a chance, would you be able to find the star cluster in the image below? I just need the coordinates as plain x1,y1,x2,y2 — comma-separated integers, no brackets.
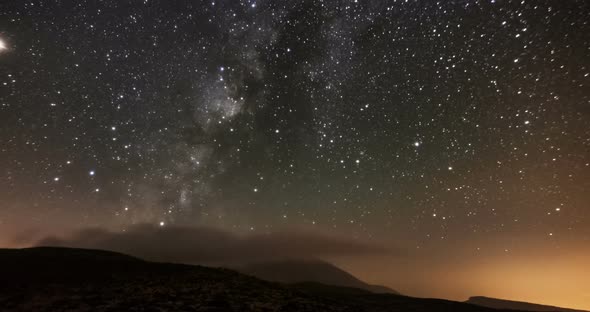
1,0,589,256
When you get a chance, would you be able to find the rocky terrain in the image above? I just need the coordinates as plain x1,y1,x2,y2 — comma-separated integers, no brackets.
0,247,572,312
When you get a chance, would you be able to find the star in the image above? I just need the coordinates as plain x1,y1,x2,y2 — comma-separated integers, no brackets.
1,2,588,308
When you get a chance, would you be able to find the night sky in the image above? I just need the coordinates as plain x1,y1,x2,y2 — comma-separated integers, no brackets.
1,0,589,309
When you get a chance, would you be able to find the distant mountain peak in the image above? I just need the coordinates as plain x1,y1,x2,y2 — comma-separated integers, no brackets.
238,258,400,295
467,296,589,312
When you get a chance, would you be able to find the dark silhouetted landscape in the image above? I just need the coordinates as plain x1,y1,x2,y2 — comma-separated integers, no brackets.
238,259,399,294
465,297,589,312
0,247,586,312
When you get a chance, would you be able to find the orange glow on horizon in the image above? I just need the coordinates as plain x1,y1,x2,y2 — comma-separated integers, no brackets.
336,244,590,311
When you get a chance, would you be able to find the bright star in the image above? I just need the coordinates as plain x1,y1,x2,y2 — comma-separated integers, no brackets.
0,39,7,51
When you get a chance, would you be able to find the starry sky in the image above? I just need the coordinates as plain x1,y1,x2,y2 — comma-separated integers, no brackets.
1,0,589,309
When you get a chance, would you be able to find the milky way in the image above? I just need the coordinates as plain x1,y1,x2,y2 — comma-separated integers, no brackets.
1,0,589,307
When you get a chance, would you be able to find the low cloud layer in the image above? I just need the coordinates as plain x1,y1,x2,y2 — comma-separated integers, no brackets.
37,225,391,265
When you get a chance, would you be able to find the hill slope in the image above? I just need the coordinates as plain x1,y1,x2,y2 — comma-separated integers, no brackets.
0,247,524,312
467,296,588,312
239,259,399,294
